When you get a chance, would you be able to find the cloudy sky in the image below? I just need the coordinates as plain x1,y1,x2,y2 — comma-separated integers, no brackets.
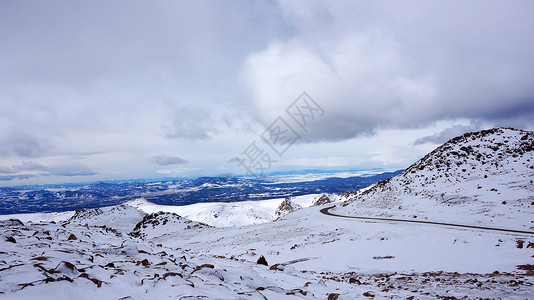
1,0,534,186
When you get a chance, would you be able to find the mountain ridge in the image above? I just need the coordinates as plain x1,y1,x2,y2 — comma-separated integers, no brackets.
335,127,534,229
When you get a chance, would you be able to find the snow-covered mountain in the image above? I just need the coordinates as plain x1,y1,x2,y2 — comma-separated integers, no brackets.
334,127,534,230
129,211,208,239
128,194,341,227
2,195,533,299
1,127,533,299
65,203,147,232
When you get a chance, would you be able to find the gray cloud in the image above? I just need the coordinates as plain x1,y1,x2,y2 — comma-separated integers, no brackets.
0,161,46,174
0,0,286,184
0,122,48,158
227,157,243,165
0,0,283,183
0,174,36,181
150,155,188,166
241,1,534,142
1,1,534,185
0,1,284,87
45,163,97,177
13,161,47,172
414,123,484,145
164,105,218,140
0,161,95,178
0,166,15,174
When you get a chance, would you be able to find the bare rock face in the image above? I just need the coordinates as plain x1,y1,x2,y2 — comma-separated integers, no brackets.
0,219,24,227
312,194,332,206
256,255,268,266
68,207,104,221
274,197,301,220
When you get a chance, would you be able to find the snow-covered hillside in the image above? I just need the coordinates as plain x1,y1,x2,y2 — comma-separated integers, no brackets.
65,203,147,232
128,193,340,227
1,128,534,299
2,198,533,299
129,211,209,239
2,214,348,299
334,127,534,230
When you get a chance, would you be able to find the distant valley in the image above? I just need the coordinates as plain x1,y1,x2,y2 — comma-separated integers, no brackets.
0,170,401,215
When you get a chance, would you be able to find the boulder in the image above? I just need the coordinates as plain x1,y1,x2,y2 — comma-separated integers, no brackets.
256,255,268,266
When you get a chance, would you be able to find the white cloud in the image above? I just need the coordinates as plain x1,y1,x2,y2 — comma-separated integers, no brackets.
150,155,188,166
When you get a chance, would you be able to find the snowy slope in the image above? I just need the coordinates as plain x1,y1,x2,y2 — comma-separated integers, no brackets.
0,216,346,299
274,197,302,220
0,211,74,224
1,127,534,299
129,211,209,239
334,127,534,230
65,203,147,233
2,198,533,299
0,193,338,228
128,193,339,227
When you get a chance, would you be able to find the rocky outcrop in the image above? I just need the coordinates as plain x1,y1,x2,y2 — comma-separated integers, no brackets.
130,212,208,239
256,255,268,266
312,194,332,206
0,219,24,227
274,197,301,220
65,203,147,233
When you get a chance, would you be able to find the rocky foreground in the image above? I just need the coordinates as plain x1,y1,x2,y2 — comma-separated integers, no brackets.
1,202,533,299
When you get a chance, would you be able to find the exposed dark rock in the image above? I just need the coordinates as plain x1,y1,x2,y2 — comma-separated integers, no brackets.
363,291,376,298
312,194,332,206
197,263,214,269
274,197,301,220
68,208,104,222
286,288,307,296
162,272,182,280
256,255,268,266
349,277,361,284
140,259,150,267
327,293,340,300
78,273,104,287
0,219,24,227
53,261,80,277
30,256,48,261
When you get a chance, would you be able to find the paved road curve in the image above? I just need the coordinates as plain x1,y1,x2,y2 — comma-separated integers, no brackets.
320,205,534,235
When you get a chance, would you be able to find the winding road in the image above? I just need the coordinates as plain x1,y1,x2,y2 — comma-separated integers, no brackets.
320,205,534,235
